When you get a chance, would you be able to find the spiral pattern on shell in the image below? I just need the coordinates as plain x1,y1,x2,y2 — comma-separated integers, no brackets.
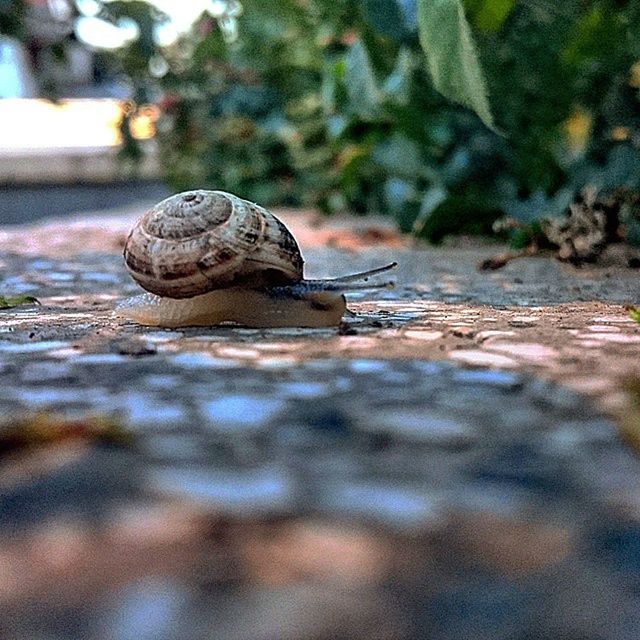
123,190,304,299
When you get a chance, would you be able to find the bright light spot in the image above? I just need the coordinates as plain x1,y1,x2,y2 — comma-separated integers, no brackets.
75,15,140,50
0,99,157,151
148,55,169,78
48,0,73,21
223,0,243,18
217,15,239,43
208,0,228,18
146,0,211,33
0,39,37,98
130,104,160,140
74,1,245,51
154,22,179,47
74,0,102,18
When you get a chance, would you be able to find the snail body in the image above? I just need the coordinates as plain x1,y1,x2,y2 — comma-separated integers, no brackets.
118,190,395,328
116,285,346,328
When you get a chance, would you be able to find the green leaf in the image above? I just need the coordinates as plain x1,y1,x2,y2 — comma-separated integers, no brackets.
417,0,495,131
560,7,606,69
0,295,40,309
372,133,428,179
625,216,640,248
383,47,413,106
629,306,640,325
321,65,336,115
412,185,448,233
384,178,417,215
502,188,573,225
464,0,515,33
344,40,382,120
600,146,640,190
440,148,471,184
361,0,408,41
570,146,640,192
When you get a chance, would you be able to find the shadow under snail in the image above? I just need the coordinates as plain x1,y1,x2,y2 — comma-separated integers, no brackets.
117,190,396,328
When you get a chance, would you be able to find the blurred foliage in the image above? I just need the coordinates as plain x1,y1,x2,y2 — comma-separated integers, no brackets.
0,294,39,308
0,0,25,39
153,0,504,230
3,0,640,247
621,376,640,454
0,413,131,456
417,0,495,130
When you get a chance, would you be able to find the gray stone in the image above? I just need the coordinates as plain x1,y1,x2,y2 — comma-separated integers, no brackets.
349,360,390,373
76,353,130,364
200,395,287,431
119,392,188,428
321,482,444,529
16,386,109,406
365,409,476,445
277,381,331,399
148,466,294,513
20,361,75,382
47,272,75,282
170,352,239,369
451,368,522,388
101,579,190,640
0,340,70,353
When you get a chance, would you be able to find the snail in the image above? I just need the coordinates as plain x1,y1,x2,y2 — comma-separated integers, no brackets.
117,190,396,328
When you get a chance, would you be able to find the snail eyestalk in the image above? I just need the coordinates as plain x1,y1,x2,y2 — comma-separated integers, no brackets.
301,262,398,291
324,262,398,283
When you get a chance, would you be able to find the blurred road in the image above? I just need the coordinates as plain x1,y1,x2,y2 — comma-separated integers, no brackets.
1,209,640,640
0,182,169,225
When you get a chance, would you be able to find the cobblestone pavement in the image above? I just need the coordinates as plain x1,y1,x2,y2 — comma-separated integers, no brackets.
1,210,640,640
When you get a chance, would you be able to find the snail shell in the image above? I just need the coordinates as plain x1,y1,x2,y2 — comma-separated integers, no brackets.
118,190,396,328
123,190,303,299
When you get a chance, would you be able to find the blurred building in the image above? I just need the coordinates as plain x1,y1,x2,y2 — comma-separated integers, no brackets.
0,1,167,224
0,37,37,98
0,0,129,99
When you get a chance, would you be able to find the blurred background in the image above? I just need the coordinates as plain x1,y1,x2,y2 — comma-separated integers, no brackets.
2,5,640,639
0,0,639,254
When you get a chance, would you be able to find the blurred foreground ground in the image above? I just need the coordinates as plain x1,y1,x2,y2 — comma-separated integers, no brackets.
1,207,640,640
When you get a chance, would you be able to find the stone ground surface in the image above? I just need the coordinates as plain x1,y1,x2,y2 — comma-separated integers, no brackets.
1,207,640,640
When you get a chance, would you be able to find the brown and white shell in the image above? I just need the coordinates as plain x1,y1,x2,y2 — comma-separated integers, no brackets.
123,190,304,299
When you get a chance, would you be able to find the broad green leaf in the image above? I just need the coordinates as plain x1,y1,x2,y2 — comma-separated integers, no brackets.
320,65,336,115
384,177,417,215
372,133,426,179
344,40,382,120
417,0,495,130
361,0,408,41
327,115,347,139
413,185,448,233
502,188,573,224
440,147,471,184
600,146,640,190
464,0,515,33
383,47,413,106
561,7,606,68
383,178,423,231
571,146,640,192
0,295,40,309
625,217,640,248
